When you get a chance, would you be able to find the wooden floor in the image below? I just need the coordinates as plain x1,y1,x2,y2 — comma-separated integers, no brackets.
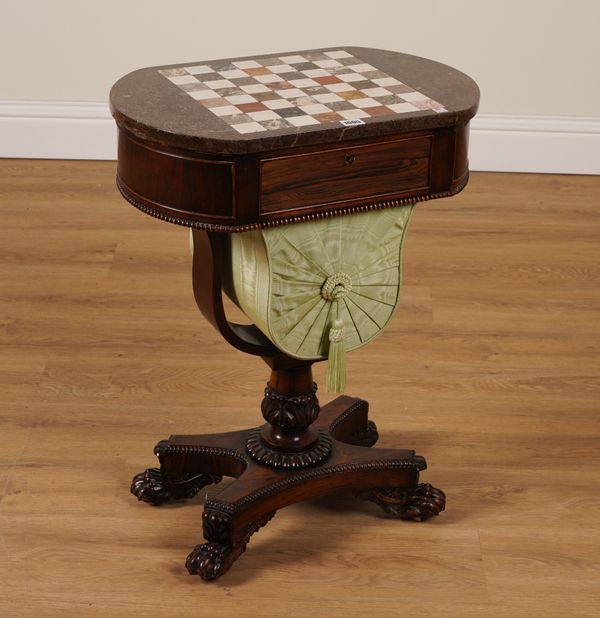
1,160,599,617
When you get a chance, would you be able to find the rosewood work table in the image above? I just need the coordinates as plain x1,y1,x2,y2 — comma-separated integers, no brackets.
110,46,479,581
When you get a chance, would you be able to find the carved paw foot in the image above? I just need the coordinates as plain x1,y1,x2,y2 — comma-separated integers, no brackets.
358,482,445,521
400,483,446,521
130,468,221,506
185,542,233,581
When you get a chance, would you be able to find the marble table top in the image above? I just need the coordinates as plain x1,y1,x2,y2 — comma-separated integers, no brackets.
110,46,479,155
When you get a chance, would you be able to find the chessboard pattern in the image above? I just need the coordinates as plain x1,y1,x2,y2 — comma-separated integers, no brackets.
159,49,447,135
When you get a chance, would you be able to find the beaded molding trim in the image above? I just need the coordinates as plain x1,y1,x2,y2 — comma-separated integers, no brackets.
155,441,248,469
116,172,469,233
205,454,422,514
245,428,332,470
327,398,369,434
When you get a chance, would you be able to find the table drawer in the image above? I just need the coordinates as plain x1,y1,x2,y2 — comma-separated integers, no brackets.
259,135,431,214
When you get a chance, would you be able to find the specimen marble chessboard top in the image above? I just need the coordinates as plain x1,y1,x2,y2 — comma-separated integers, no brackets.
111,46,479,155
158,49,447,135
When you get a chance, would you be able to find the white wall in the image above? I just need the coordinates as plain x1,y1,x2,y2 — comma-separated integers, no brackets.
1,0,599,115
1,0,599,171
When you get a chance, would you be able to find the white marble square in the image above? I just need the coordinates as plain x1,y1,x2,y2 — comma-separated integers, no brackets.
263,98,295,110
204,79,234,89
211,105,243,116
275,88,306,99
289,78,319,88
313,92,344,103
219,69,247,79
325,50,353,59
188,89,219,100
286,115,320,127
233,60,262,69
248,110,281,121
324,82,356,93
289,95,317,106
314,59,343,68
279,55,307,64
302,68,330,78
350,97,380,109
185,65,214,75
167,74,198,85
387,102,420,113
347,63,377,72
362,87,392,97
241,83,271,94
298,103,330,115
225,94,256,104
254,73,284,84
399,91,429,102
232,121,267,133
338,108,370,120
338,72,365,83
373,77,402,87
267,64,295,74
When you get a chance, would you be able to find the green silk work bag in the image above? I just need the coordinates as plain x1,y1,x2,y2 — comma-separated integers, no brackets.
224,205,414,392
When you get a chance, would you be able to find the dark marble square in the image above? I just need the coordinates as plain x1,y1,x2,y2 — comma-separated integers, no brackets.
210,62,237,72
365,105,393,117
327,100,355,112
179,82,204,93
373,94,400,106
229,76,256,86
360,70,388,80
261,118,293,130
349,80,373,91
290,62,314,71
312,110,343,123
303,85,332,96
276,71,300,81
303,51,329,62
223,113,253,125
193,72,220,83
252,91,279,102
328,66,355,76
237,102,268,113
216,87,246,97
277,106,307,118
388,83,414,95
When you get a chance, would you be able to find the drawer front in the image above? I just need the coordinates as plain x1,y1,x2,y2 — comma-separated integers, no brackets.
259,136,431,214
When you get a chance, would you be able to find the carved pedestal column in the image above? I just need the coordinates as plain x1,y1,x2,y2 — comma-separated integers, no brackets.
246,363,333,470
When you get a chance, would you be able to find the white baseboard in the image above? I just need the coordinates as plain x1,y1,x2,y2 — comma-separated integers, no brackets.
0,101,116,160
469,114,600,174
1,100,599,174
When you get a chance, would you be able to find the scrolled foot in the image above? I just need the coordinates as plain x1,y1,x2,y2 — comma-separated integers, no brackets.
130,468,221,506
186,542,233,581
131,468,171,505
400,483,446,521
359,482,446,521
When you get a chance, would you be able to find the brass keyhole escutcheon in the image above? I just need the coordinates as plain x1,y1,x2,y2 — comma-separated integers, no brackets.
345,153,356,165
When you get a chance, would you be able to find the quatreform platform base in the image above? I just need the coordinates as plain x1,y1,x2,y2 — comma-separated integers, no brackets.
112,45,478,581
131,385,445,581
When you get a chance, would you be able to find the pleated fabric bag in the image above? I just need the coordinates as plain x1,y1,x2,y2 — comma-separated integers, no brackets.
225,205,414,392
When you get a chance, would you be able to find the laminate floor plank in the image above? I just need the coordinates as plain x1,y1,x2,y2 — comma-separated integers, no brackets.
1,161,599,617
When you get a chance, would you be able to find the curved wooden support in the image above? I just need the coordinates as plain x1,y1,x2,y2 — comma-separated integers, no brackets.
191,229,275,357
